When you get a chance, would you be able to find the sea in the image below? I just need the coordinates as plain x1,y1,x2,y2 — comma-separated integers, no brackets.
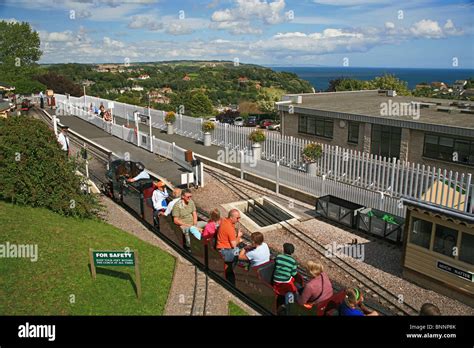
270,67,474,91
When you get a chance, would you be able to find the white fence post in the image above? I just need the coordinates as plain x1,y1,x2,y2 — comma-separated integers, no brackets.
172,142,175,161
52,115,58,136
200,162,205,188
240,150,245,180
276,161,280,194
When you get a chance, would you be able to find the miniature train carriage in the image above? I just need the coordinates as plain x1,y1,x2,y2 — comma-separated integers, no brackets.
402,198,474,307
105,159,154,216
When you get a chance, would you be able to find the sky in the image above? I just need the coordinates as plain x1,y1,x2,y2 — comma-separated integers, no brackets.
0,0,473,68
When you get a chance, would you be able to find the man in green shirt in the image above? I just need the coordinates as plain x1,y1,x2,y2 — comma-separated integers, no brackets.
172,189,206,252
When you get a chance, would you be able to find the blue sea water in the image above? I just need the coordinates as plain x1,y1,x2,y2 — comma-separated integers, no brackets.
270,67,474,91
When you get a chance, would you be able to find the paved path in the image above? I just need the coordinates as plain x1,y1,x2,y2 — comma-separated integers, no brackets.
51,112,187,187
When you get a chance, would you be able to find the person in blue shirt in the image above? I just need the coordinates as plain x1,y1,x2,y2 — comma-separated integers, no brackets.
339,288,379,316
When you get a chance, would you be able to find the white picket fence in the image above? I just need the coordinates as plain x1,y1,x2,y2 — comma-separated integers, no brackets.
55,94,473,216
56,100,204,186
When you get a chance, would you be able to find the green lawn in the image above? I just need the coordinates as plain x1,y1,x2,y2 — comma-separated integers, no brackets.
0,202,175,315
228,301,249,316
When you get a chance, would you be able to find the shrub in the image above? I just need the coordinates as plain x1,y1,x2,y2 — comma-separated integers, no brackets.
302,143,323,163
202,120,215,133
165,111,176,124
248,129,266,143
0,117,100,218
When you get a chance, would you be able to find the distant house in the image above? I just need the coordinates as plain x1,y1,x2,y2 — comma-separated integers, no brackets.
150,94,170,104
238,76,249,85
0,81,15,99
182,74,191,81
94,64,127,73
453,80,468,91
0,101,11,118
160,87,173,94
431,82,448,90
415,83,430,89
131,86,144,92
464,89,474,98
119,87,131,94
82,80,95,87
138,74,150,80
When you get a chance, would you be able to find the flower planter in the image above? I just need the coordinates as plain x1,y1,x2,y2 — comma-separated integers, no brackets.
252,142,262,160
307,162,318,176
203,132,212,146
167,123,174,135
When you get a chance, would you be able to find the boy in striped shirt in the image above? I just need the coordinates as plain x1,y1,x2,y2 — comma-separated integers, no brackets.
273,243,298,294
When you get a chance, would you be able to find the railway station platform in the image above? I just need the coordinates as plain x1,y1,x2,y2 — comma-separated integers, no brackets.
35,109,191,187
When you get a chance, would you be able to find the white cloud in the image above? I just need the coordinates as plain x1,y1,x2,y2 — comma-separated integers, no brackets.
443,19,463,36
128,14,163,31
162,17,210,36
313,0,390,5
39,30,75,42
410,19,443,38
0,18,19,24
211,0,287,35
385,22,395,30
5,0,158,22
103,37,125,48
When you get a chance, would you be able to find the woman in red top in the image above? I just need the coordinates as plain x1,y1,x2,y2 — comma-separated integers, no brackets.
297,261,333,307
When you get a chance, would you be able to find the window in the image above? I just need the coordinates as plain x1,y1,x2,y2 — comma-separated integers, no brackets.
298,115,334,139
371,125,401,159
459,233,474,265
433,224,458,258
423,134,474,166
409,218,432,249
298,115,307,133
348,122,360,144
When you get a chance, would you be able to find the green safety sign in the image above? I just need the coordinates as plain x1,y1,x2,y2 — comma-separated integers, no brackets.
93,251,135,266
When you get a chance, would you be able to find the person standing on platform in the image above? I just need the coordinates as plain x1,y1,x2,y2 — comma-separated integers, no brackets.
57,125,70,158
39,91,44,109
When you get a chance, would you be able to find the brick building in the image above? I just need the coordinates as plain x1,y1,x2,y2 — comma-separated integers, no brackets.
277,90,474,174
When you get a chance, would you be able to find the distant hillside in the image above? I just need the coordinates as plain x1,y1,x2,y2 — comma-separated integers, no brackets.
45,61,314,116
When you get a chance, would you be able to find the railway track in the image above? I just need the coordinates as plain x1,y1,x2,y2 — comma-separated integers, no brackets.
190,266,209,316
204,167,419,316
34,108,214,316
33,109,416,315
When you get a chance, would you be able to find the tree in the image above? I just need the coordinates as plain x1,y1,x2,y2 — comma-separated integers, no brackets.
187,92,213,117
0,117,100,218
35,72,83,96
371,74,411,96
256,87,285,114
12,79,46,95
0,21,42,82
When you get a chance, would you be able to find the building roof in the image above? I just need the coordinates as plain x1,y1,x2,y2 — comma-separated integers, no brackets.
0,101,11,111
0,81,15,91
279,90,474,138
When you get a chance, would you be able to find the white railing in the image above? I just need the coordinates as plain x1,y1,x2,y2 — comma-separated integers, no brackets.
55,94,473,215
57,100,203,186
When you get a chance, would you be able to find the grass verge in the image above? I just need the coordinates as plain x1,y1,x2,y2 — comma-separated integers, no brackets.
0,201,175,315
